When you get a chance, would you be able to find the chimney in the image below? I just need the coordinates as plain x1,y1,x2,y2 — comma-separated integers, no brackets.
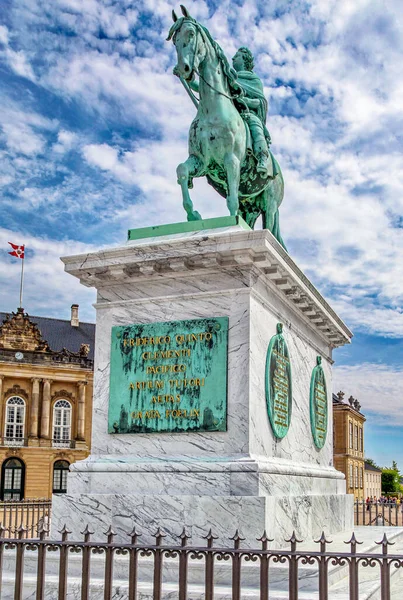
71,304,79,327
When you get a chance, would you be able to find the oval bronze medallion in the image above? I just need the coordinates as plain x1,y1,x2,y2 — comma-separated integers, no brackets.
265,323,292,439
310,356,328,449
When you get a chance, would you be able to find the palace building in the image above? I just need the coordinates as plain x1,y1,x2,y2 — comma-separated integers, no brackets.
0,306,94,500
364,462,382,500
333,391,366,501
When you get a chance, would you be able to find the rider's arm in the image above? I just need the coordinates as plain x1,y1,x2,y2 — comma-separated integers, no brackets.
242,97,260,109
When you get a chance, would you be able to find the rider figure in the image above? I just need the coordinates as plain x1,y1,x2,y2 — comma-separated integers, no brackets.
231,47,273,178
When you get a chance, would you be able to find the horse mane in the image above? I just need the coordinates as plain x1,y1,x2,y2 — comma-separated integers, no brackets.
167,17,240,93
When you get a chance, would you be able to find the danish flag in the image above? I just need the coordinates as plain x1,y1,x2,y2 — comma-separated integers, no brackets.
8,242,25,259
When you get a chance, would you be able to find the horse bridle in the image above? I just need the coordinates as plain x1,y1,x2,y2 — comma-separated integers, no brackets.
178,20,247,107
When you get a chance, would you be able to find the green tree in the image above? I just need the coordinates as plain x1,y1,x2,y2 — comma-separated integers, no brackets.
382,468,400,494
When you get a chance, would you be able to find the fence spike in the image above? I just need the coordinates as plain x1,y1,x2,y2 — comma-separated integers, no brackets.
344,532,363,551
203,528,218,548
16,523,27,539
203,529,218,541
376,533,395,551
104,525,116,540
81,524,94,541
0,522,5,538
257,530,274,545
128,526,141,544
230,529,245,548
59,524,72,536
179,527,191,545
154,527,166,546
285,531,303,545
314,531,332,545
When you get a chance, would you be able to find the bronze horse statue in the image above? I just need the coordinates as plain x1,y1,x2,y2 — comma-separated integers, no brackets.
167,6,286,249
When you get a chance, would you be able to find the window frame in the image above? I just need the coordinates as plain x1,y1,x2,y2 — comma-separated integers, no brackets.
53,460,70,494
4,396,26,445
52,400,72,448
1,457,25,500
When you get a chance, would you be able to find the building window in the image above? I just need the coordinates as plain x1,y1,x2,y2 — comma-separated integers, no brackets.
355,466,359,488
53,460,70,494
349,422,353,449
354,425,358,450
52,400,72,447
5,396,25,445
360,467,363,488
1,458,25,500
349,464,353,487
359,428,363,452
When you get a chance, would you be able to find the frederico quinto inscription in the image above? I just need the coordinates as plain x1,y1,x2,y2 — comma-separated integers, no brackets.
265,323,292,439
108,317,228,434
310,356,328,449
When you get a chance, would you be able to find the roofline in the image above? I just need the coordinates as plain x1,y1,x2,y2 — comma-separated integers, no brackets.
0,312,95,326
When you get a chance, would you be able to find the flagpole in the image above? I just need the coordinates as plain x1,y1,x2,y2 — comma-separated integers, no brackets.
19,256,24,309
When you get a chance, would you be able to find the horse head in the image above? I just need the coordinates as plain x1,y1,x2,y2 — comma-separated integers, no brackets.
167,6,206,82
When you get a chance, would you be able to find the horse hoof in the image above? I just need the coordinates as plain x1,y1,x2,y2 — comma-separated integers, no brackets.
187,211,202,221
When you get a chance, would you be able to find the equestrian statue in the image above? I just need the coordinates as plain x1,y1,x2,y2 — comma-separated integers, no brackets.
167,6,286,250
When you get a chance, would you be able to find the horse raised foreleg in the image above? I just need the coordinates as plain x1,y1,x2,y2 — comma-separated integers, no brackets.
224,153,240,216
176,155,203,221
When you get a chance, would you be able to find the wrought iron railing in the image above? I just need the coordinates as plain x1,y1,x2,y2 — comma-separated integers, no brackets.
0,436,28,447
354,500,403,526
52,438,76,448
0,499,51,538
1,525,402,600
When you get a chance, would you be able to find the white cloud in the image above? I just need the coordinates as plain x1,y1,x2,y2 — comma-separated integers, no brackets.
0,227,96,322
333,363,403,427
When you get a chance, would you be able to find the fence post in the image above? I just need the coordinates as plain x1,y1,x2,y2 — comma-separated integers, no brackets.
230,530,244,600
376,533,393,600
36,521,48,600
286,531,301,600
58,525,71,600
346,533,362,600
315,531,331,600
14,524,27,600
128,527,141,600
153,528,165,600
104,526,115,600
178,528,189,600
258,530,273,600
81,525,93,600
203,529,217,600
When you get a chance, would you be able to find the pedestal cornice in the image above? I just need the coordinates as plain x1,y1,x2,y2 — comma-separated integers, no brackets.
61,228,352,348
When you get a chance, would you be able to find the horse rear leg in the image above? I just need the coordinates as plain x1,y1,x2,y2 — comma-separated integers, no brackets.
224,153,240,216
177,155,204,221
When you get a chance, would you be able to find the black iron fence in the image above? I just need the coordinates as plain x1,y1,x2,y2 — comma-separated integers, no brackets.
0,499,51,538
355,500,403,526
1,524,403,600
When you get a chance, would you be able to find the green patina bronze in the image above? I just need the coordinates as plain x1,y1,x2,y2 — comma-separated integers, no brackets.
265,323,292,439
167,6,286,250
108,317,228,434
309,356,328,449
127,215,250,241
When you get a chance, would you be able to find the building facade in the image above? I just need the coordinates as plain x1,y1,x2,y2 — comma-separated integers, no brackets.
364,462,382,499
0,306,94,500
333,391,366,501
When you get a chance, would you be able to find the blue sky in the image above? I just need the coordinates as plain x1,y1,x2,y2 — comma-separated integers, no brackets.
0,0,402,469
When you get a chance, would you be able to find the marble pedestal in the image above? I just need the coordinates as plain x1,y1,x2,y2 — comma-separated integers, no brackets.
53,220,353,545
